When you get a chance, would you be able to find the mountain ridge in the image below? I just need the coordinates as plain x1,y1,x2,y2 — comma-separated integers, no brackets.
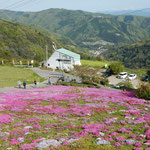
0,18,95,62
100,8,150,17
0,8,150,49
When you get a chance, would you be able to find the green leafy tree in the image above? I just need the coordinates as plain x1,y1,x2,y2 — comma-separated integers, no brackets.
108,62,124,75
147,70,150,75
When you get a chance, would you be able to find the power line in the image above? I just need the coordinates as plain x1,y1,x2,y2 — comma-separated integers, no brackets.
15,0,41,10
2,0,41,11
3,0,28,10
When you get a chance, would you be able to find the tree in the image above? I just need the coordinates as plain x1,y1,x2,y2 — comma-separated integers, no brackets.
147,70,150,75
108,62,124,75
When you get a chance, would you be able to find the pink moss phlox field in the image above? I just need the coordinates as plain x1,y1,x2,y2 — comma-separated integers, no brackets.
0,85,149,149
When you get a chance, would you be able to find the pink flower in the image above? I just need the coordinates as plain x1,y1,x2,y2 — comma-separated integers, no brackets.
145,129,150,139
110,132,118,136
11,139,20,145
131,135,136,138
134,143,142,147
20,143,37,150
62,142,69,145
116,136,126,142
114,142,121,147
134,148,142,150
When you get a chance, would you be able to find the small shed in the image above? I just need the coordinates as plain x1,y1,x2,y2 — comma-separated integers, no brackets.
46,48,81,70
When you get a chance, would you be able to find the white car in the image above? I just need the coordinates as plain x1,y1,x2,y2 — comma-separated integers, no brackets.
117,72,127,79
128,74,137,80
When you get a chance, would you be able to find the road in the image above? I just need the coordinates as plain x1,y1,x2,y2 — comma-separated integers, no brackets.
108,75,140,89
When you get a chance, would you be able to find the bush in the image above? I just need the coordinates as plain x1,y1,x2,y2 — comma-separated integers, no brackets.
83,79,93,85
96,85,101,88
108,62,124,75
92,77,101,84
100,78,109,86
117,82,133,89
147,70,150,75
136,84,150,100
88,85,95,88
33,61,39,67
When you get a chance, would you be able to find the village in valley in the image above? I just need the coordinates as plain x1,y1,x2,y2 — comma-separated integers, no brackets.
0,0,150,150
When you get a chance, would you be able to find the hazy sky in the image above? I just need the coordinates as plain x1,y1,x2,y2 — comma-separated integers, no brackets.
0,0,150,12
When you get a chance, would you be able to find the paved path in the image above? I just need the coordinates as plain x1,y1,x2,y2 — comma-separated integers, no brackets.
31,68,82,84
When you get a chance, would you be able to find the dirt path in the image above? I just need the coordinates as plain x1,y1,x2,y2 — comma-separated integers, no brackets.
0,80,50,93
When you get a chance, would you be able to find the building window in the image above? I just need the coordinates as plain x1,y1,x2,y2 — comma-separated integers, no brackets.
63,60,71,64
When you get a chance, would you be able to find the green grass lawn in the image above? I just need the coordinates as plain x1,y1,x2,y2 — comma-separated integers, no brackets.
0,65,45,88
81,60,111,68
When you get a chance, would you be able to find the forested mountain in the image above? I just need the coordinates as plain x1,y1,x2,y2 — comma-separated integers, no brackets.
0,8,150,49
103,39,150,68
101,8,150,17
0,19,95,61
0,19,62,61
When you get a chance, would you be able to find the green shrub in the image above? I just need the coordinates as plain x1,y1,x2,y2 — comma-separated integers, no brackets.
33,61,40,67
88,85,95,88
136,84,150,100
147,70,150,75
109,62,124,75
92,77,100,84
117,82,133,89
83,79,93,85
96,85,101,88
62,83,70,86
100,78,109,86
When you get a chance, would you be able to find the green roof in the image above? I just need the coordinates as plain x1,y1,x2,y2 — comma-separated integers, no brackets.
56,48,80,59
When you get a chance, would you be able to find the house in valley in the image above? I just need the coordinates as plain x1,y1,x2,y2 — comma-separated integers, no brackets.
46,48,81,70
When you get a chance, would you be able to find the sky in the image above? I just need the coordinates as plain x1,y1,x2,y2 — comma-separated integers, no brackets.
0,0,150,12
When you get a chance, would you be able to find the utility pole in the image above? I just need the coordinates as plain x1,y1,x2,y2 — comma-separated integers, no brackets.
46,45,48,61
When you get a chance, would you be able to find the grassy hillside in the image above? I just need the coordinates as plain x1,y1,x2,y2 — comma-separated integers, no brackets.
81,60,111,68
0,66,44,88
0,9,150,47
104,39,150,68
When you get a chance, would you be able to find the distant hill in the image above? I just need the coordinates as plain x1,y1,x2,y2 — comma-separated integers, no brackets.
103,39,150,68
0,19,95,62
0,8,150,50
101,8,150,17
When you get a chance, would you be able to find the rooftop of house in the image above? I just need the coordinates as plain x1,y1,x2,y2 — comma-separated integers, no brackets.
56,48,80,58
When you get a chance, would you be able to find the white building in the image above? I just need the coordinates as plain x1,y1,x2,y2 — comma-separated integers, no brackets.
46,48,81,70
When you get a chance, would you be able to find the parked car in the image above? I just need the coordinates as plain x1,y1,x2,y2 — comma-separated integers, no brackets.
117,72,127,79
128,74,137,80
142,75,150,81
105,70,111,77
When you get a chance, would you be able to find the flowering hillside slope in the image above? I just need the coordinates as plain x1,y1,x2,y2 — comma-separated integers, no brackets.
0,86,150,150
